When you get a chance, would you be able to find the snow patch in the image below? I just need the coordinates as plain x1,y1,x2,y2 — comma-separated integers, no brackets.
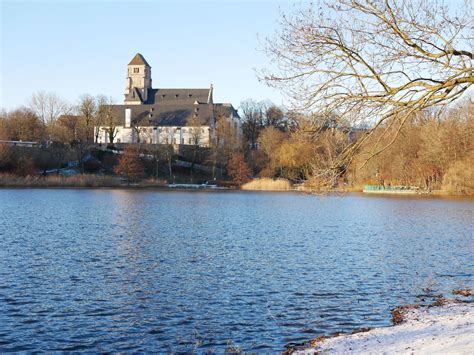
295,302,474,354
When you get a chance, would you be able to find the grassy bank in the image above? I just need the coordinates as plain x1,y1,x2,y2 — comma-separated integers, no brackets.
1,174,472,196
0,174,167,188
295,182,474,196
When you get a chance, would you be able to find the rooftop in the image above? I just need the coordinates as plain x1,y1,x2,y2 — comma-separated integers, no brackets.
128,53,151,67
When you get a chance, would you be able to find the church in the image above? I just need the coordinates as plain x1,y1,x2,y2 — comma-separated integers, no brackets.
95,53,241,147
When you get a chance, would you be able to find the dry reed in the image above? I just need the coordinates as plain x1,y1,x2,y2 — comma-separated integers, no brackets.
241,178,291,191
0,174,134,188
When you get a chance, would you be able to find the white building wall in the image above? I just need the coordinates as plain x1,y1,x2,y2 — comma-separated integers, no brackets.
96,126,134,144
95,125,212,147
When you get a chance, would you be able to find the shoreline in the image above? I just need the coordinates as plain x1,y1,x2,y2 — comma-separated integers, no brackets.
0,175,472,196
0,184,473,198
288,296,474,354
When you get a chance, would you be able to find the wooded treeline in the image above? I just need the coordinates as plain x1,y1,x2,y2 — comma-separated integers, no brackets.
254,0,473,194
0,92,472,193
238,98,473,194
0,92,117,175
0,91,244,183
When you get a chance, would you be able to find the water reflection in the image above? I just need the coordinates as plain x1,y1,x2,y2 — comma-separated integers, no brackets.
0,190,472,351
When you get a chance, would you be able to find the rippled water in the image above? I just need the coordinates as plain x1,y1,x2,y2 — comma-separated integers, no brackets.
0,189,472,352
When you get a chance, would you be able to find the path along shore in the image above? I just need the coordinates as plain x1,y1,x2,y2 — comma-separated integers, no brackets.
293,301,473,354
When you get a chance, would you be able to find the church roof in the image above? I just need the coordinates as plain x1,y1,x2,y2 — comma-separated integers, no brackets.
128,53,151,67
124,87,212,105
103,102,238,127
147,88,211,105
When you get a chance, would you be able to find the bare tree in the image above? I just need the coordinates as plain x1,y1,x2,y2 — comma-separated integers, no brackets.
131,122,142,145
263,104,289,131
186,115,207,183
0,110,7,140
94,95,107,143
30,92,48,126
240,99,265,149
4,108,43,142
263,0,473,179
78,94,97,142
97,96,118,144
56,113,81,143
211,106,240,179
162,143,175,180
143,143,175,181
30,91,67,140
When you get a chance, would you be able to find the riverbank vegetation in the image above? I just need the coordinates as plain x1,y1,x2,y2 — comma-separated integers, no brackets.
0,1,472,193
241,178,291,191
257,0,473,194
0,93,242,186
0,174,120,188
237,98,473,195
0,173,169,188
0,94,472,193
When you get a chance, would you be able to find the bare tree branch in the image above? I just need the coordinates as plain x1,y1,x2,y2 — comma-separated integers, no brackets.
262,0,473,181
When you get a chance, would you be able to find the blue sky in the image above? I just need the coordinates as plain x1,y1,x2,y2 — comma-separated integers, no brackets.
1,0,298,110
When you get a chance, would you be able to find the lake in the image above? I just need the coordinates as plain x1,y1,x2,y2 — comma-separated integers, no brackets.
0,189,472,352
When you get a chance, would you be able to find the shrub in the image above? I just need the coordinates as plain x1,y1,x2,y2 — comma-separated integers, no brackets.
442,155,474,195
14,156,36,176
227,153,252,186
113,146,144,182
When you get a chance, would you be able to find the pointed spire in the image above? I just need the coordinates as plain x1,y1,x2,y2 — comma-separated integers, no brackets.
128,53,151,67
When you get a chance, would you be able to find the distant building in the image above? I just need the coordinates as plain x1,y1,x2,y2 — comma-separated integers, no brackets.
95,53,241,147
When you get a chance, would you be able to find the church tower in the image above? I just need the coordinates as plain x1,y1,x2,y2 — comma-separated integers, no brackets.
124,53,152,104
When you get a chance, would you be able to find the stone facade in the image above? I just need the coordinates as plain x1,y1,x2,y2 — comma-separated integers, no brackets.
124,54,152,104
